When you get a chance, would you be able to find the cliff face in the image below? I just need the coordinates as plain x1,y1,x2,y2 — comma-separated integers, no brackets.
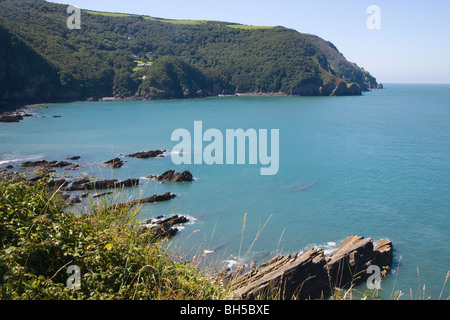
0,0,381,107
0,25,65,107
309,35,379,92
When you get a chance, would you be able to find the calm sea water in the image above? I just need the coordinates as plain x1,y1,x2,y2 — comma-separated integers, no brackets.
1,84,449,299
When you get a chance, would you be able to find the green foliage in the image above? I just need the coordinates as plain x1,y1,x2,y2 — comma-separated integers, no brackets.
0,178,228,300
0,25,64,103
137,56,210,99
0,0,378,105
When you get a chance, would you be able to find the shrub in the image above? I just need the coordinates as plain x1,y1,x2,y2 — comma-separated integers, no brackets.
0,178,228,300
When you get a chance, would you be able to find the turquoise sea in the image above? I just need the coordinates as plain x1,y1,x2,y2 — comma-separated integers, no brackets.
1,84,449,299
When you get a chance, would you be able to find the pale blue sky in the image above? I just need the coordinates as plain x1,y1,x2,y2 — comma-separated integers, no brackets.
51,0,450,83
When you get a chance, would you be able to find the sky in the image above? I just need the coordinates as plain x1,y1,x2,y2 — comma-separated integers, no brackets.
50,0,450,84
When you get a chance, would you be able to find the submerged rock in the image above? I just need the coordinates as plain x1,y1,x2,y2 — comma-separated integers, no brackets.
126,150,166,159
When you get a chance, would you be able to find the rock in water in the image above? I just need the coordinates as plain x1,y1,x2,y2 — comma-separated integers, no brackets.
0,112,23,123
111,192,176,210
126,150,166,159
140,214,189,239
65,178,139,191
132,192,176,205
148,170,193,182
230,235,393,300
20,160,73,169
104,158,125,168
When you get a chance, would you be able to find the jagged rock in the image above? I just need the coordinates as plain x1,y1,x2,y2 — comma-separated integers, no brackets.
0,112,23,123
131,192,176,206
373,239,394,272
104,158,125,168
65,195,82,206
20,160,73,169
126,150,166,159
67,156,81,160
66,164,82,170
65,178,139,191
231,235,393,300
65,177,91,191
142,214,188,226
325,235,376,290
231,249,327,300
140,214,188,239
111,192,176,210
47,178,68,189
148,170,193,182
92,191,114,198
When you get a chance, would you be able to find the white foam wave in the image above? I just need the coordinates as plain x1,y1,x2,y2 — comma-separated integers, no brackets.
140,214,197,229
299,241,339,256
0,155,44,165
224,259,238,270
165,150,191,157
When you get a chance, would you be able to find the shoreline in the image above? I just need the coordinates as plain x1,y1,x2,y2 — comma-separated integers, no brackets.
0,86,386,121
0,155,395,300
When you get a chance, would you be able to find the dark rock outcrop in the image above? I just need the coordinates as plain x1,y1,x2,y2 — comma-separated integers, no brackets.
230,235,393,300
130,192,176,206
112,192,176,211
19,159,82,172
104,158,125,168
65,178,139,191
92,191,114,198
126,150,166,159
148,170,193,182
0,112,24,123
20,160,73,169
140,215,188,238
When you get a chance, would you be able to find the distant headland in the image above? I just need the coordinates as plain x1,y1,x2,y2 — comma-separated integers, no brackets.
0,0,382,110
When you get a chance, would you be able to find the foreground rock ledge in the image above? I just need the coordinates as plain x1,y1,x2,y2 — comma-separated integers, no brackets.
230,235,393,300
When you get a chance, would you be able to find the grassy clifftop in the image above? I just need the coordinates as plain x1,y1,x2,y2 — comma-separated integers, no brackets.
0,177,229,299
